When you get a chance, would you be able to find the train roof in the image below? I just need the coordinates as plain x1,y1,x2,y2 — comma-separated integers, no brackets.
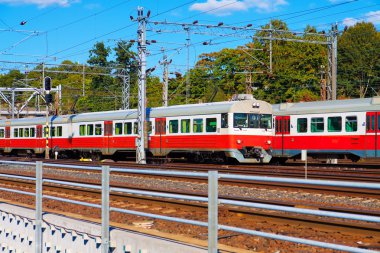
0,97,271,127
273,97,380,115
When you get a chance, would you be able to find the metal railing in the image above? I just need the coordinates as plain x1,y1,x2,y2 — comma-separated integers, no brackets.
0,160,378,253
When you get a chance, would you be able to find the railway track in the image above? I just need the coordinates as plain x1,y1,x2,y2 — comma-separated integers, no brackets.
0,160,378,252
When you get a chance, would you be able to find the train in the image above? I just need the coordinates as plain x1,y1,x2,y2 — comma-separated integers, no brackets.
0,94,379,163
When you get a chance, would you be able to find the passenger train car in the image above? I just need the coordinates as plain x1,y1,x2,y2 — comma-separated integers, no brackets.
0,94,273,163
272,97,380,162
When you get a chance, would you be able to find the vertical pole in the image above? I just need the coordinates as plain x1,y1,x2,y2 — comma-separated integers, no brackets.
269,22,273,74
331,23,338,100
208,171,218,253
136,6,147,164
82,64,85,97
162,53,169,107
11,90,15,119
101,165,110,253
185,27,190,104
35,161,43,253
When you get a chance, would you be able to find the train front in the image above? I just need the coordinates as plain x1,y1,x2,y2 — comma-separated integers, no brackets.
224,94,273,163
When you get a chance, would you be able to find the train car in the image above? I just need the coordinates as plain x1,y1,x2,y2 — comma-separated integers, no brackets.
0,94,273,163
272,97,380,162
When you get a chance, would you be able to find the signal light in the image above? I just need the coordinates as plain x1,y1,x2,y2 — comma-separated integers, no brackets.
44,76,52,91
45,94,53,104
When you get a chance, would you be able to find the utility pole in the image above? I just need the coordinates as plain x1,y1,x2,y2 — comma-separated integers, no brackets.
269,22,273,74
184,26,190,104
327,23,338,100
136,7,148,164
121,68,130,110
160,49,171,107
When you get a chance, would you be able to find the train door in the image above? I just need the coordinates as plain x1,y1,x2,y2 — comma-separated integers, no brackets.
275,116,290,156
103,121,112,155
365,112,379,157
155,118,166,156
5,126,10,152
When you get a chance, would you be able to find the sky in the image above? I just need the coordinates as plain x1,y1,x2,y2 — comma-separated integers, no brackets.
0,0,379,76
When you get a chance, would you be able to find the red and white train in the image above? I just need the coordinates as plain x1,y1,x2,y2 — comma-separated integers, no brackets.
272,97,380,162
0,94,273,163
0,95,379,163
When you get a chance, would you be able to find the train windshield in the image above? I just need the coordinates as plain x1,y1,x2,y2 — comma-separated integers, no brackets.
233,113,272,129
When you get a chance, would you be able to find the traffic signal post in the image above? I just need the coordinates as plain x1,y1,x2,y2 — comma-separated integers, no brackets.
44,76,51,159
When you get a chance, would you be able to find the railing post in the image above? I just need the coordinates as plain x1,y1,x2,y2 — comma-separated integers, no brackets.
101,166,110,253
208,171,218,253
35,161,43,253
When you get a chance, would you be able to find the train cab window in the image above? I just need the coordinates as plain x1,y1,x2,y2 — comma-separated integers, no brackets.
13,128,18,138
115,123,122,135
95,124,102,135
346,116,357,132
206,118,217,132
0,129,4,138
297,118,307,133
134,122,138,134
169,120,178,133
234,113,248,128
87,124,94,136
311,117,324,132
24,128,30,137
366,115,375,131
30,128,35,137
79,125,86,136
221,113,228,128
57,126,63,137
193,119,203,133
328,117,342,132
19,128,24,138
181,119,190,133
249,114,259,128
260,114,272,129
124,122,132,135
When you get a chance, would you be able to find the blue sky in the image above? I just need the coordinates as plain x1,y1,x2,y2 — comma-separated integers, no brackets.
0,0,379,75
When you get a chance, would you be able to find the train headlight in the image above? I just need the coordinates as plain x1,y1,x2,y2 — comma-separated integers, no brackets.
236,139,241,144
267,140,271,145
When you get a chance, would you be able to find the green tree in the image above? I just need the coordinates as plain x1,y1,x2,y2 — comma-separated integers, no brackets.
338,22,380,98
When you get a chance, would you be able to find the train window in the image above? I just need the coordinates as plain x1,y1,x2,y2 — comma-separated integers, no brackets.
297,118,307,133
57,126,63,137
87,124,94,136
328,117,342,132
193,119,203,133
234,113,248,128
346,116,357,132
206,118,217,132
0,129,4,138
94,124,102,135
260,114,272,129
115,123,122,135
181,119,190,133
221,113,228,128
169,120,178,133
249,114,260,128
19,128,24,138
124,122,132,135
51,127,56,137
311,117,324,132
134,122,138,134
79,125,86,136
30,128,35,137
13,128,18,138
147,121,152,134
24,128,30,137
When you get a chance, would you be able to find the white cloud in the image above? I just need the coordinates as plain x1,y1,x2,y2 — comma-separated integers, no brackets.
189,0,288,16
342,17,359,27
0,0,76,8
365,10,380,25
343,10,380,27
